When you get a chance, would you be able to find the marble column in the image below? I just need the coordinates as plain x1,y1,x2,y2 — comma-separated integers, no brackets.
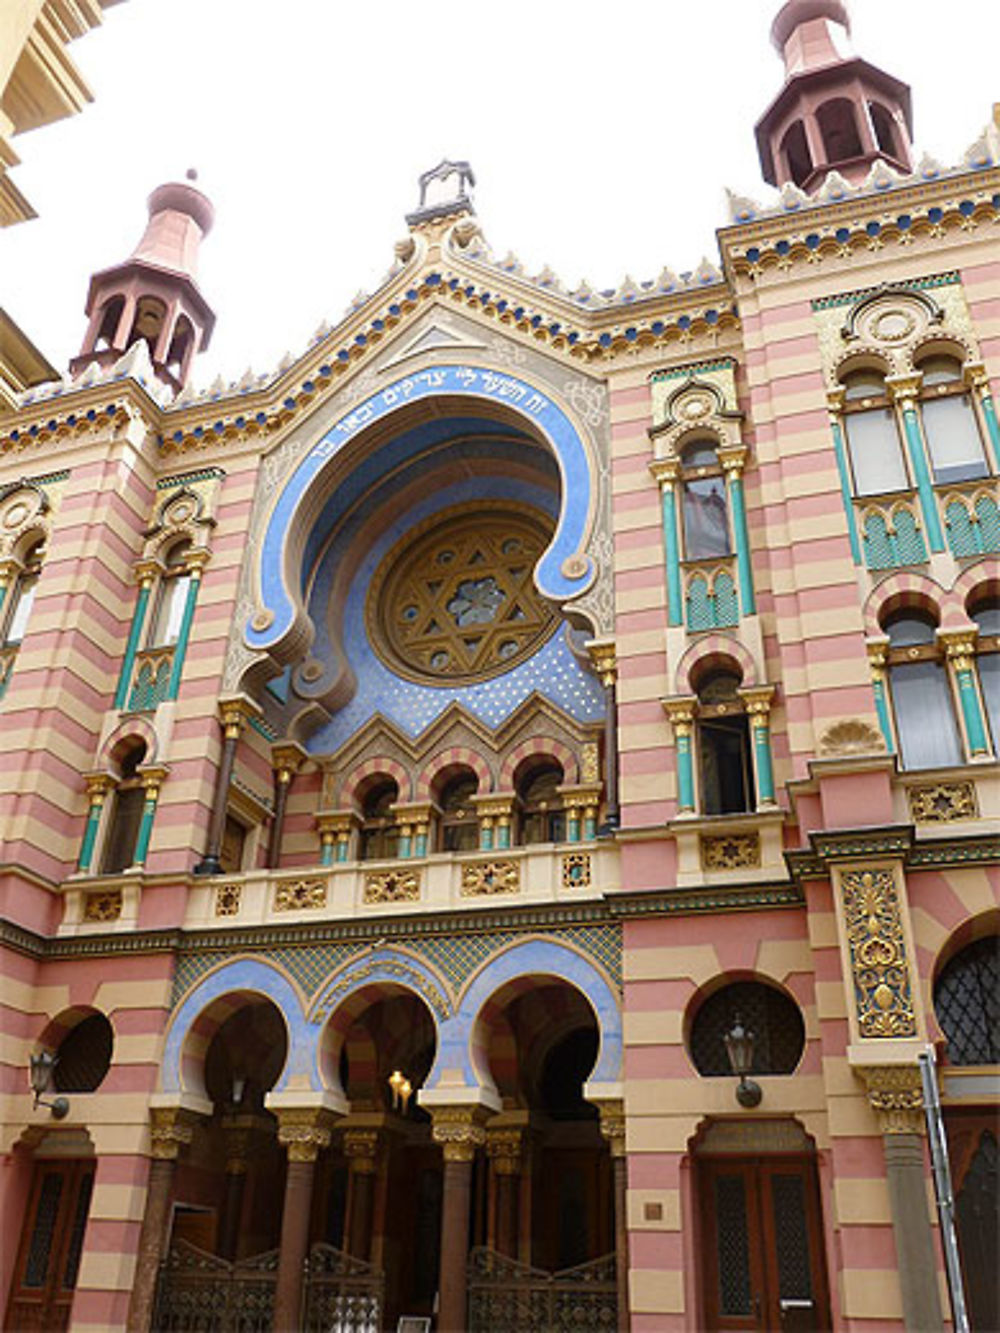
486,1128,523,1258
598,1101,630,1333
663,697,697,814
267,742,306,869
126,1107,197,1333
194,696,259,875
343,1129,379,1261
273,1108,335,1333
858,1067,944,1332
940,630,990,758
432,1108,488,1333
588,642,619,832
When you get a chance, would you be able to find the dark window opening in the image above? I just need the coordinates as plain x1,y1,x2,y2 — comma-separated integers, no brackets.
869,102,898,156
53,1013,114,1093
690,981,806,1076
438,771,479,852
518,762,565,845
359,779,399,860
817,98,863,162
934,935,1000,1065
780,120,812,187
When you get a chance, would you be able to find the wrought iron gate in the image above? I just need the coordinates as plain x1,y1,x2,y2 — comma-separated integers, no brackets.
467,1247,618,1333
151,1240,383,1332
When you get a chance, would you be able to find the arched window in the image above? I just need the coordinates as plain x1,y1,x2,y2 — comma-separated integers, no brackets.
147,540,192,648
437,770,479,852
128,295,166,354
817,98,863,161
689,981,805,1076
680,440,730,560
52,1013,114,1093
934,935,1000,1065
2,538,43,649
780,120,812,188
697,671,751,815
166,315,194,379
916,354,988,484
840,369,909,495
868,102,899,156
971,598,999,750
883,609,962,769
101,741,148,874
359,779,399,860
95,295,125,350
518,762,565,845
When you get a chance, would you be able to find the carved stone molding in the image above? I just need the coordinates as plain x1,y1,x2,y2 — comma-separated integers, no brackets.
273,877,327,912
83,889,122,922
700,833,760,871
431,1106,489,1162
562,852,592,889
363,868,420,904
595,1100,626,1158
908,781,978,824
276,1107,337,1162
840,868,917,1039
149,1107,197,1161
857,1065,924,1135
460,859,519,897
485,1128,524,1176
342,1128,380,1174
215,883,242,917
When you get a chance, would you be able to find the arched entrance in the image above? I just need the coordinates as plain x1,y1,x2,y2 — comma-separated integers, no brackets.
465,976,618,1333
317,979,440,1330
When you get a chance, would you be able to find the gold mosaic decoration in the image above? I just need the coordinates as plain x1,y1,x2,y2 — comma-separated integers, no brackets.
840,868,917,1038
215,883,242,917
562,852,592,889
363,868,420,904
83,889,122,922
907,781,978,824
366,504,556,684
273,878,327,912
460,859,520,896
700,833,761,871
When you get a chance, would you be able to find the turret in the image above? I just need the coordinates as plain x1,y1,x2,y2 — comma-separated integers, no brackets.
70,172,216,392
755,1,913,193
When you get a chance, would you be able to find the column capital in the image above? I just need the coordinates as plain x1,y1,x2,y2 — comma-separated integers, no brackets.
885,373,922,405
962,359,989,392
937,628,978,670
184,546,212,575
662,695,696,735
557,783,604,812
595,1099,627,1157
272,740,308,784
471,793,516,821
826,386,846,414
138,764,169,797
218,693,262,740
431,1105,489,1162
149,1106,198,1160
587,639,617,686
394,800,437,826
316,808,361,836
133,558,162,587
276,1106,337,1162
717,443,749,476
738,685,775,719
485,1127,524,1175
342,1127,380,1174
648,457,681,488
83,771,114,802
856,1064,924,1135
866,636,890,677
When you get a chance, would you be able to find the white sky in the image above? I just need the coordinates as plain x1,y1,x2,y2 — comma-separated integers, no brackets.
3,0,997,388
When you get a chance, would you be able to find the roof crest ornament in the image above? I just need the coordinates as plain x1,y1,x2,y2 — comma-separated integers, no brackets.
406,159,476,228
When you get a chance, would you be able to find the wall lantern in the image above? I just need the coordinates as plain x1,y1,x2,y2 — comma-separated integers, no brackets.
29,1051,70,1119
723,1014,762,1108
388,1068,413,1114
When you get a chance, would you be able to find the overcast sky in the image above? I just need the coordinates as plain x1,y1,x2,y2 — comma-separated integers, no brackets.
3,0,996,388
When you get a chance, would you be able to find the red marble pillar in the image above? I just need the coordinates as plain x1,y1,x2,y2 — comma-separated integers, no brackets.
343,1128,379,1262
599,1101,630,1333
486,1128,523,1259
126,1107,196,1333
432,1108,487,1333
273,1109,334,1333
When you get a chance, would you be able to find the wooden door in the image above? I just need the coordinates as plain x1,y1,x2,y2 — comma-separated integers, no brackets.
4,1159,95,1333
700,1156,830,1332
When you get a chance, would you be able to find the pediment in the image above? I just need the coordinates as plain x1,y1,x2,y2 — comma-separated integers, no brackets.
379,315,487,372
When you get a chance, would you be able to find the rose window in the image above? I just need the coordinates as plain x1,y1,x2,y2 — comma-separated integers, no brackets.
367,506,557,683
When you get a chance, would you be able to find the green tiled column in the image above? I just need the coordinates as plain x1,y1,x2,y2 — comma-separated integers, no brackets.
77,777,111,873
742,688,776,807
720,447,756,616
664,700,697,814
828,407,863,565
114,573,153,710
167,563,205,701
942,632,990,757
889,379,944,552
651,461,683,628
868,645,895,753
131,768,167,867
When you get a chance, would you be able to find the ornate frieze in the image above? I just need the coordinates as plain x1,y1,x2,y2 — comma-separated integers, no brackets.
214,883,242,917
460,859,519,897
273,878,327,912
856,1065,924,1134
363,869,420,904
908,781,978,824
275,1107,336,1163
431,1106,489,1162
149,1106,197,1161
840,868,917,1038
700,833,761,871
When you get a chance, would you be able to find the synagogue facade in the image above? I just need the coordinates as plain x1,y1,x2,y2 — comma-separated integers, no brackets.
0,2,998,1330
